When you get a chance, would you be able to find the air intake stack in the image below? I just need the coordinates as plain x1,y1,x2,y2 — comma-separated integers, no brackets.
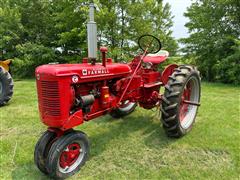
87,3,97,62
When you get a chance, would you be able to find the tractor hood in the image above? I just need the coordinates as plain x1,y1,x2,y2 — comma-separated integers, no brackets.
35,62,132,83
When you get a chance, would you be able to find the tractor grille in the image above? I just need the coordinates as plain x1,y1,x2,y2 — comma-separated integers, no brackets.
40,81,61,116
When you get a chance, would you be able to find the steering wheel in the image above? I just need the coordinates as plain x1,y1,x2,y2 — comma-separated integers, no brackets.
138,34,162,54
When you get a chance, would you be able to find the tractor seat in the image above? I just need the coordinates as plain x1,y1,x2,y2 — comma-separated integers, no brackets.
143,50,169,64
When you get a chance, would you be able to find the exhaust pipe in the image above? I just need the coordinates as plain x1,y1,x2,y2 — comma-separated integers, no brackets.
87,3,97,61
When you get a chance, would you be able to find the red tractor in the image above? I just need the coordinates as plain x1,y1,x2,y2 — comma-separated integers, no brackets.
34,4,201,179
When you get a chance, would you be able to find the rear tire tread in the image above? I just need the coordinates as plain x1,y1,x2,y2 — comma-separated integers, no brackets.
161,65,201,138
0,67,14,106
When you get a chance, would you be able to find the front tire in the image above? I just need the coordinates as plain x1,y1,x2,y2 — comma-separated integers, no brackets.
161,65,201,138
46,130,89,179
34,130,57,175
0,67,13,106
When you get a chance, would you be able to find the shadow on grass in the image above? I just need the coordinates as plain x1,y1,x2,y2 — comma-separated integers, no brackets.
12,163,51,180
89,114,177,159
11,113,176,179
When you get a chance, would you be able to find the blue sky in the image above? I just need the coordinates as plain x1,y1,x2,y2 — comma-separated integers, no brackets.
164,0,193,40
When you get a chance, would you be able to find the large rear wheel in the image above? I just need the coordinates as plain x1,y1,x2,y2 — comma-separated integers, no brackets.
161,65,201,138
0,67,13,106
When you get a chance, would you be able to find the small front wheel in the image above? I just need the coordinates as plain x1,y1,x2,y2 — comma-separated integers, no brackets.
34,130,57,174
46,130,89,179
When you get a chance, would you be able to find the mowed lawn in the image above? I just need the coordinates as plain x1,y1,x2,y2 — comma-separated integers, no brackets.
0,79,239,180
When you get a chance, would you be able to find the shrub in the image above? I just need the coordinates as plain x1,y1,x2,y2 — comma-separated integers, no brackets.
12,43,57,78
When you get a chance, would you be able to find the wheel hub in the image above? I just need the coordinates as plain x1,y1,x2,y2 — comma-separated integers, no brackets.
59,143,81,170
179,76,200,129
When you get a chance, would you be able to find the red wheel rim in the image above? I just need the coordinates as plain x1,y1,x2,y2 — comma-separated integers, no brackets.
180,82,192,122
59,143,81,169
178,76,200,129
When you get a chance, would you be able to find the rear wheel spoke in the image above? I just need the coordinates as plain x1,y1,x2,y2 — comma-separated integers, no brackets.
183,100,200,106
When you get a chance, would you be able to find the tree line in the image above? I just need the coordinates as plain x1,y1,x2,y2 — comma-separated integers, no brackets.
0,0,177,77
181,0,240,84
0,0,239,84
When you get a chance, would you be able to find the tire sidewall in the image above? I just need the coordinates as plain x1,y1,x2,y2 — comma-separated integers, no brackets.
34,131,56,174
0,67,13,105
117,102,137,115
0,67,8,99
110,102,137,118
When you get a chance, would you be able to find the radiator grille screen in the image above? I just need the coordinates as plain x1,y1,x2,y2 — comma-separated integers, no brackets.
40,81,61,116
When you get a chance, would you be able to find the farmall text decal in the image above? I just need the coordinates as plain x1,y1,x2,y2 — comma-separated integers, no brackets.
82,69,109,76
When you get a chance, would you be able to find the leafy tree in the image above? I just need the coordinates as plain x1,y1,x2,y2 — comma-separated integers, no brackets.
96,0,178,61
214,38,240,84
12,43,57,77
51,0,88,55
181,0,240,83
0,0,23,59
1,0,177,77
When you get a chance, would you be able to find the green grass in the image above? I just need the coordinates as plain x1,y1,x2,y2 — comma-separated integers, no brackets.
0,80,239,179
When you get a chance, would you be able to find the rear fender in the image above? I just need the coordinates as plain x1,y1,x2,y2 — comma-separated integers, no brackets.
161,64,178,85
